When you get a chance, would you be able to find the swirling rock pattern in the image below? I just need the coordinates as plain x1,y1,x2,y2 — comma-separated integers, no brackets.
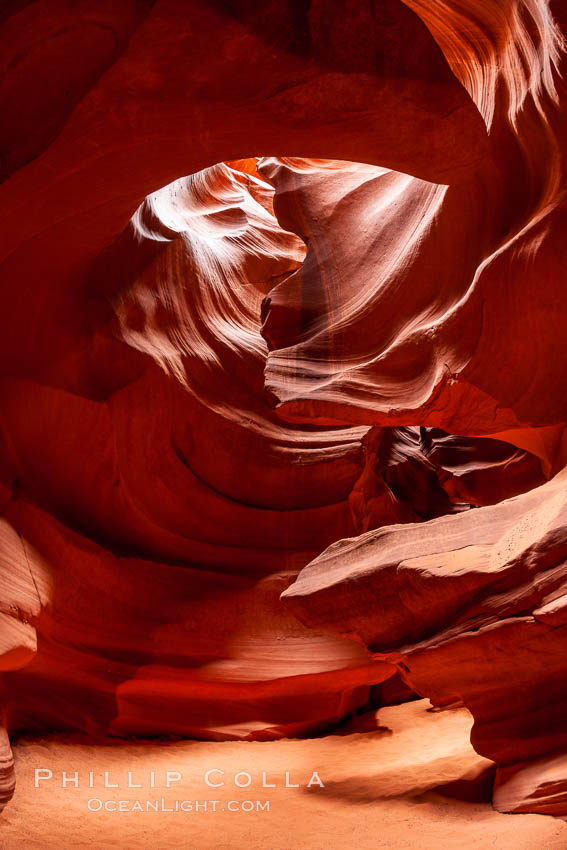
272,0,567,818
2,161,391,749
1,0,567,820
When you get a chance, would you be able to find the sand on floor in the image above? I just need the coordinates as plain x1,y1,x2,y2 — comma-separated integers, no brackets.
2,699,566,849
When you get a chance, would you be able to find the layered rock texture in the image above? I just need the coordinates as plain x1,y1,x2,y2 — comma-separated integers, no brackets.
1,0,567,822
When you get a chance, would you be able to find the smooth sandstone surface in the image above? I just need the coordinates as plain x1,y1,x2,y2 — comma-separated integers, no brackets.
2,0,567,825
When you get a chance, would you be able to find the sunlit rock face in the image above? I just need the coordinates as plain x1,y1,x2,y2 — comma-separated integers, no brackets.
1,0,567,820
262,2,567,435
1,161,389,752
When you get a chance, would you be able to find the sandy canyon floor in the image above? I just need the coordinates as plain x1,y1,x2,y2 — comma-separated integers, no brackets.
2,699,565,849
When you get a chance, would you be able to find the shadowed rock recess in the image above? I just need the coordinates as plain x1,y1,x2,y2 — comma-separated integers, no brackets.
1,0,567,821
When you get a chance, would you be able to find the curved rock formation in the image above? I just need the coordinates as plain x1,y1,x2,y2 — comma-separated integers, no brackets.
2,0,567,824
282,465,567,813
271,0,567,818
349,425,548,532
0,518,50,811
2,161,394,749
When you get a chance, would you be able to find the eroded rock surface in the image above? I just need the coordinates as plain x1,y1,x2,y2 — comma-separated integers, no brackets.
2,0,567,822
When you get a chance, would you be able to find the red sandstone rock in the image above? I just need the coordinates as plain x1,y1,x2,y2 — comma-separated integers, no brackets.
2,164,391,746
2,0,567,824
0,726,15,814
349,426,547,533
261,1,567,435
494,752,567,817
283,466,567,814
0,517,50,811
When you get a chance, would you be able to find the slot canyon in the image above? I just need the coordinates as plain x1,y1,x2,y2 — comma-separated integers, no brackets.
2,1,567,847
